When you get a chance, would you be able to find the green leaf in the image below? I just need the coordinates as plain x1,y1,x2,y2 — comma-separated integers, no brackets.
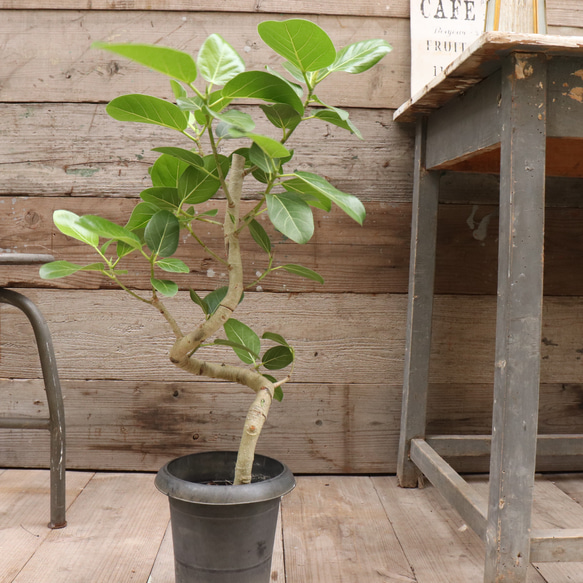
204,286,244,316
93,42,197,83
214,339,260,360
144,210,180,257
125,202,159,230
260,103,301,132
266,192,314,244
77,215,142,249
106,94,188,131
197,34,245,85
196,208,219,218
292,171,366,225
223,71,304,114
257,19,336,73
53,210,99,248
279,263,324,284
152,147,204,168
247,134,290,159
223,318,261,364
170,79,187,99
262,345,294,370
261,331,290,347
140,187,181,210
328,39,392,74
39,260,105,279
156,258,189,273
189,289,209,315
150,154,189,188
313,108,362,139
151,277,178,297
248,219,271,253
248,142,278,174
210,108,256,132
273,385,284,402
178,165,220,204
281,178,332,211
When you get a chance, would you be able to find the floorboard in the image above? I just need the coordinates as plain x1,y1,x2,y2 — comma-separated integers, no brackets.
3,470,583,582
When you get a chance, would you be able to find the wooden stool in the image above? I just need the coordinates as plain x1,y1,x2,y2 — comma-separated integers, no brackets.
0,253,66,528
395,32,583,582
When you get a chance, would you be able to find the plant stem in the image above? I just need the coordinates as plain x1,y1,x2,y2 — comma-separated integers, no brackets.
168,154,272,484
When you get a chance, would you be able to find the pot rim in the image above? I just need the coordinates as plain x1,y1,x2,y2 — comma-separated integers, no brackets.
155,451,296,506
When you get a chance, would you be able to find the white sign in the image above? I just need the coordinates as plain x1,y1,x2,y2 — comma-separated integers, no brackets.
410,0,488,96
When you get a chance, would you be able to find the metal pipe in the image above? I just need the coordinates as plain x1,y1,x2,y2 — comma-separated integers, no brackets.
0,289,66,528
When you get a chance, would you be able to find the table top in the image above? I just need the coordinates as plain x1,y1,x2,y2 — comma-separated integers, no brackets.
394,32,583,123
0,253,55,265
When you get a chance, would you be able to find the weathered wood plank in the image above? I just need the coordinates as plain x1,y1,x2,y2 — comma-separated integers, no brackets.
0,197,410,294
6,197,583,297
282,476,415,582
0,10,408,108
0,0,410,17
0,469,93,583
147,524,174,583
13,473,170,583
0,290,401,384
0,378,401,473
373,475,547,583
0,104,411,201
4,291,583,386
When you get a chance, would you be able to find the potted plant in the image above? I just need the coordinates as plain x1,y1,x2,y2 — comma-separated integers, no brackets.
40,18,391,583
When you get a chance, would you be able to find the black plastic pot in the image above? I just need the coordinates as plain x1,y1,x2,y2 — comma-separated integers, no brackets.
155,451,295,583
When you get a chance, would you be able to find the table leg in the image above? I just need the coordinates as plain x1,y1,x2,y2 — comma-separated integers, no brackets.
484,52,547,582
397,117,440,488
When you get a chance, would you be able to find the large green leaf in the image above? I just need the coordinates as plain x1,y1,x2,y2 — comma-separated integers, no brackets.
292,171,366,225
106,94,188,131
53,210,99,248
248,142,279,174
77,215,142,249
197,34,245,85
262,345,294,370
223,318,260,364
39,260,105,279
125,202,159,231
258,19,336,73
144,210,180,257
223,71,304,114
281,178,332,211
266,192,314,244
260,104,301,132
140,187,181,210
150,154,189,188
93,42,197,84
178,165,220,204
328,39,392,74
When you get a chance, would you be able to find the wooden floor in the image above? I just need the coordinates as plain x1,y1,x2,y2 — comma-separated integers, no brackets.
3,470,583,582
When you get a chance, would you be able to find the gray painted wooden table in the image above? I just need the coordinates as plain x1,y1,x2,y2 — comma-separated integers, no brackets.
0,253,66,529
395,32,583,583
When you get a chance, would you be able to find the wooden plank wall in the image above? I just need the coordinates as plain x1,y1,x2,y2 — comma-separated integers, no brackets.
1,1,583,474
